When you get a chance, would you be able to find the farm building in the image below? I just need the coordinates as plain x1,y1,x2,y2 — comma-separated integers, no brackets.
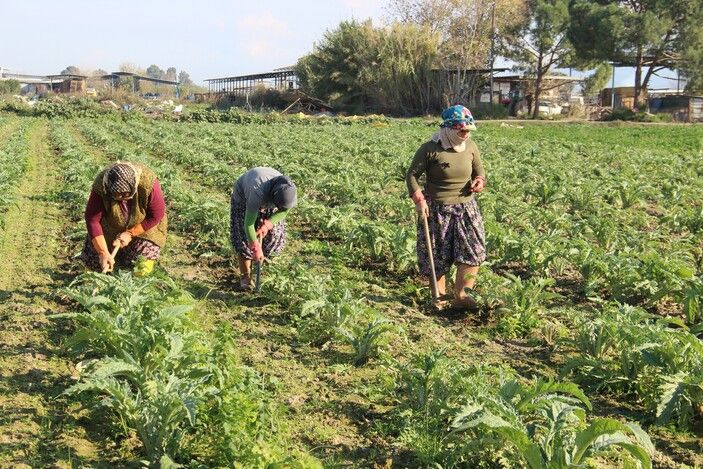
45,74,87,93
649,94,703,122
204,66,298,97
97,72,179,95
0,68,89,95
600,86,637,109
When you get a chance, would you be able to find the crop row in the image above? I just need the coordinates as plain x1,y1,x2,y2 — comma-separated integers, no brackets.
47,121,317,466
84,118,703,328
0,119,32,227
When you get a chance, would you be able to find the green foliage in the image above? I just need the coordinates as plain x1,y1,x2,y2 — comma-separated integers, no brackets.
336,316,396,366
56,272,316,466
568,0,698,106
561,303,703,429
0,120,31,225
390,352,653,467
450,380,653,469
501,0,572,119
1,96,114,118
0,79,21,95
296,20,441,115
604,108,667,122
470,103,510,119
495,274,560,338
582,62,613,97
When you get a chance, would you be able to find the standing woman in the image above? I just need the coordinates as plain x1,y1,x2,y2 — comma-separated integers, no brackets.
230,167,297,290
81,161,167,276
406,105,487,309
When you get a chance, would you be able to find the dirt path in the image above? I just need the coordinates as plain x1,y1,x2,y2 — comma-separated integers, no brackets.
0,120,107,467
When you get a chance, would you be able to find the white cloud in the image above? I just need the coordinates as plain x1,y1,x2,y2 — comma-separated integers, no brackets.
237,11,292,58
238,11,292,36
246,39,273,58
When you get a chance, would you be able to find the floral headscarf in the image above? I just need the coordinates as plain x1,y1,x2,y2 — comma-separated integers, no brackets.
432,105,476,152
440,104,477,131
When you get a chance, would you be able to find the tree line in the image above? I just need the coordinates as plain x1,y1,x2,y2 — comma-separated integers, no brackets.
59,64,193,85
296,0,703,118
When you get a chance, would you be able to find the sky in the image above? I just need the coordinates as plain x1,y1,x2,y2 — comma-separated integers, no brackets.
0,0,682,91
0,0,385,84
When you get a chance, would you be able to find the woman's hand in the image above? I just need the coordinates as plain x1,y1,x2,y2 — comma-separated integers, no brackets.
255,219,274,238
99,252,115,273
415,200,429,218
411,190,429,218
114,231,133,248
248,240,264,263
471,177,486,193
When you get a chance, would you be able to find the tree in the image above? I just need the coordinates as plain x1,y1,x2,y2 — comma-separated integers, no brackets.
674,2,703,93
386,0,526,105
582,62,613,98
568,0,702,108
368,22,441,114
296,20,441,115
60,65,81,75
146,64,165,80
177,70,192,85
165,67,177,82
91,68,108,77
297,20,379,114
501,0,572,118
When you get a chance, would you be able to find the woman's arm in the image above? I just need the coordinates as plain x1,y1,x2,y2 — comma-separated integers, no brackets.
129,180,166,236
243,210,258,241
472,145,486,181
406,143,428,198
85,190,104,239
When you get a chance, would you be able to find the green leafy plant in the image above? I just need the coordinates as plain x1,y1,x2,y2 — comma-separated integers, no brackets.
337,316,396,366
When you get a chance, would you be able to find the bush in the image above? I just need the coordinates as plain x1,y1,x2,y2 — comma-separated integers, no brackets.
604,108,672,123
470,103,509,119
0,80,20,95
0,96,115,118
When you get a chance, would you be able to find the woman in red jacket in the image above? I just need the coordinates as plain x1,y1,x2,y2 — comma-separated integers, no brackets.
81,162,167,276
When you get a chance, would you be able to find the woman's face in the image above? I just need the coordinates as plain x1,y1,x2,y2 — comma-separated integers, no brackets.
457,128,470,140
113,191,133,201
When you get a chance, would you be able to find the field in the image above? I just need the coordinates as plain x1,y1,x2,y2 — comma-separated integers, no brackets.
0,111,702,468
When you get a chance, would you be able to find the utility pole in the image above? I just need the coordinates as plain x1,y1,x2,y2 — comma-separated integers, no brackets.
610,62,615,108
489,1,496,104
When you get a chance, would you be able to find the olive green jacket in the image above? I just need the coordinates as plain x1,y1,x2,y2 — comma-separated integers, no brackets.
406,139,486,204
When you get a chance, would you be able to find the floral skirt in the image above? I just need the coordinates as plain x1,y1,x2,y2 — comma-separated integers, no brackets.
81,236,161,271
229,199,286,259
417,197,486,278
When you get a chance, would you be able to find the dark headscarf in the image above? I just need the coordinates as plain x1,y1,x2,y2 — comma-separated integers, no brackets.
103,162,138,196
270,175,297,210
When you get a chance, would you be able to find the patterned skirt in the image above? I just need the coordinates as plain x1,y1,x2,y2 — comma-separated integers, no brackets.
417,197,486,278
229,199,286,259
80,236,161,271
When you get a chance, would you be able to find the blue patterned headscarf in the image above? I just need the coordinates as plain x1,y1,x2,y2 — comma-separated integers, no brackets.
440,105,476,131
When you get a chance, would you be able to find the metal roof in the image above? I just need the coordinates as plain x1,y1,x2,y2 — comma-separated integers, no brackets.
45,74,88,79
98,72,178,85
205,69,297,82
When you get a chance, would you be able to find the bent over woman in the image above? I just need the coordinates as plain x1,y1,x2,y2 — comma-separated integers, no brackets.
81,162,167,276
230,167,297,290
